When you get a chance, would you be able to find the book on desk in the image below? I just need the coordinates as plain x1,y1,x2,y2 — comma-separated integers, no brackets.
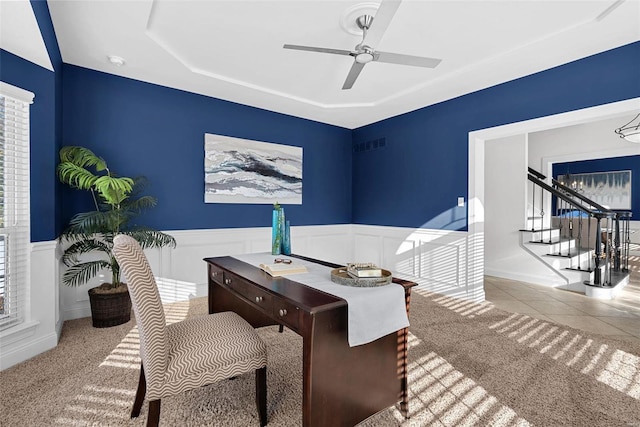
346,262,382,278
259,262,308,277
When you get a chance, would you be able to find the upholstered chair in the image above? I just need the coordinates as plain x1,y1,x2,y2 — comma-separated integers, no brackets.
112,234,268,427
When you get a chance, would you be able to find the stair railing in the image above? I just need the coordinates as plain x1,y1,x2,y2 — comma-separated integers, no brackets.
551,173,632,285
527,167,631,287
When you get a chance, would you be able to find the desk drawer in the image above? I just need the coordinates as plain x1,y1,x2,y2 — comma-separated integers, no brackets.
273,299,300,330
209,265,224,285
223,273,274,313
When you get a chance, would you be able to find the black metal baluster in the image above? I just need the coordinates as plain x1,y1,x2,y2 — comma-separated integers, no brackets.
539,189,545,243
594,216,602,286
587,215,594,271
558,198,564,255
577,213,583,270
531,180,536,232
624,214,630,272
569,204,575,267
603,216,608,286
605,217,613,286
613,214,621,272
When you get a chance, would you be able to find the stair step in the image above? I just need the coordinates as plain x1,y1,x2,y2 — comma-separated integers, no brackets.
527,237,570,245
565,267,594,273
545,248,591,258
584,270,629,288
519,228,558,233
525,217,548,230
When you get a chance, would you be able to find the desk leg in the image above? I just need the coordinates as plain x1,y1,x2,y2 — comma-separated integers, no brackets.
399,327,409,418
301,309,402,427
400,288,412,418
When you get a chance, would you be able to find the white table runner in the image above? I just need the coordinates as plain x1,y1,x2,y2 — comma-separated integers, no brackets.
232,253,410,347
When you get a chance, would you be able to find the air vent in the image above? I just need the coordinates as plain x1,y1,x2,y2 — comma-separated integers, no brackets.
353,137,386,153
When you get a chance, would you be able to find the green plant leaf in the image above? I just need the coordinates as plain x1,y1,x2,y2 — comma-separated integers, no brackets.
123,229,177,249
94,176,134,206
62,260,111,287
59,146,107,171
124,195,157,214
61,238,111,267
60,211,116,240
57,162,99,190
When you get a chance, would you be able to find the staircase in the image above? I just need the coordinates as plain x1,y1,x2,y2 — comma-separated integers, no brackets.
519,167,632,299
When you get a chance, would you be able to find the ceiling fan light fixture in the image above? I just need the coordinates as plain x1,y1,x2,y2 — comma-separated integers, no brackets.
355,52,374,64
614,112,640,143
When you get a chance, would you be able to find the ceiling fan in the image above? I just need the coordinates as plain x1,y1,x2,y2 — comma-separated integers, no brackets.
283,0,441,90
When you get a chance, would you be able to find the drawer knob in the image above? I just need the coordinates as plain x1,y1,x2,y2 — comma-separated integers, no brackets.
225,278,231,285
278,308,287,317
212,271,218,277
255,296,264,303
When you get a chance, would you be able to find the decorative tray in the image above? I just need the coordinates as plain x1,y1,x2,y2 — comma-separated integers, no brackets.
330,268,392,287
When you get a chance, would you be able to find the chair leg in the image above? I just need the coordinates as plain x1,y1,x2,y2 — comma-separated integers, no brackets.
131,365,147,418
255,367,267,427
146,400,161,427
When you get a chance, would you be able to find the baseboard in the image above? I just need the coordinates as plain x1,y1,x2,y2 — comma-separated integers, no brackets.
485,267,567,288
63,304,92,321
0,331,58,371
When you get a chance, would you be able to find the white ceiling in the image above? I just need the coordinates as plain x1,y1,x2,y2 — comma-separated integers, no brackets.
0,0,52,71
36,1,640,128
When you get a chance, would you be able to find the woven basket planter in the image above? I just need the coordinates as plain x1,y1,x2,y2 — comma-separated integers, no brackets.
88,285,132,328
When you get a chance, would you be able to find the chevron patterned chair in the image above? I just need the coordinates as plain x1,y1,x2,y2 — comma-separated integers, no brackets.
112,234,268,427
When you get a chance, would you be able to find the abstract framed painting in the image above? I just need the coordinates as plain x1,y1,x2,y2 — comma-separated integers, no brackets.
567,170,632,210
204,133,302,204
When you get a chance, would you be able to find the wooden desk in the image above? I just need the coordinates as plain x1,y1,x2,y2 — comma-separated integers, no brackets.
204,254,416,427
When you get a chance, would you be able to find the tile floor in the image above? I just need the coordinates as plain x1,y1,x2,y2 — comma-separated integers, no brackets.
484,255,640,345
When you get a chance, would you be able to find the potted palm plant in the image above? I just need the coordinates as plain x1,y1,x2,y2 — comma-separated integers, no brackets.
58,146,176,327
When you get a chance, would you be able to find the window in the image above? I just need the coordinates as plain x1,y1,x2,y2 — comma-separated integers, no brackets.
0,82,32,330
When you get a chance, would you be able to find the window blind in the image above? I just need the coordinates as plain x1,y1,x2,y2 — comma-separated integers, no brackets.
0,82,33,330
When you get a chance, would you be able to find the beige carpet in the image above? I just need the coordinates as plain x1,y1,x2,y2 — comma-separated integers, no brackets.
1,288,639,427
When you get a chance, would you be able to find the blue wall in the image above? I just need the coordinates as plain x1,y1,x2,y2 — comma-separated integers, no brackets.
30,0,64,239
352,41,640,231
0,0,62,242
0,1,62,242
0,50,56,242
553,155,640,219
61,65,353,231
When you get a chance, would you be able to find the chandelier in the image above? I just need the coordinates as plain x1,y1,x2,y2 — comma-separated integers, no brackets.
560,173,583,192
614,113,640,143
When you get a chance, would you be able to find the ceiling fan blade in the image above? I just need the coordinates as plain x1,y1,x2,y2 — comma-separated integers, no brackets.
375,51,442,68
365,0,402,48
342,61,366,90
283,44,352,56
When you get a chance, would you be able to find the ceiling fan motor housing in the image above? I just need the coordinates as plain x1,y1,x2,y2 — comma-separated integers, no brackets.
357,15,374,30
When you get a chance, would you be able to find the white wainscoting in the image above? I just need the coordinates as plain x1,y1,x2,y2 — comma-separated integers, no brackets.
352,225,482,302
59,224,481,321
0,241,59,371
3,224,479,370
59,225,355,319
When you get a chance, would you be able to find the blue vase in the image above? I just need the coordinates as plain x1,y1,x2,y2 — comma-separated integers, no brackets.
282,220,291,255
271,204,282,255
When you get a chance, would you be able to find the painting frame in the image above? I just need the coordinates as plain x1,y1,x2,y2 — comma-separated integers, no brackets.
564,170,632,210
204,133,303,204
